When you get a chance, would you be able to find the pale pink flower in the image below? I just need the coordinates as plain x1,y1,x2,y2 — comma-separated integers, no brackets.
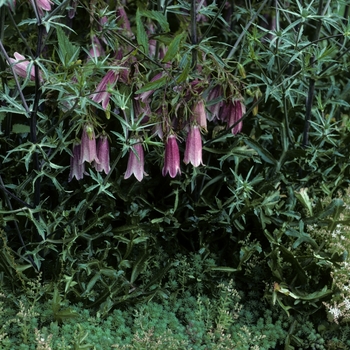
162,134,181,178
34,0,53,16
8,52,42,81
80,124,100,164
192,99,207,132
89,36,105,59
222,99,245,135
91,71,119,110
69,144,85,181
124,139,146,182
94,136,110,174
184,125,203,167
116,5,134,38
206,85,224,121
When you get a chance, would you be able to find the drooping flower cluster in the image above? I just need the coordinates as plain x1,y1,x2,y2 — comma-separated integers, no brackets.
64,3,246,183
68,124,110,181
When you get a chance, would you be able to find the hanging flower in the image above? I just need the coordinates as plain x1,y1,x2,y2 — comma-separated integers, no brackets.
184,125,203,167
162,134,181,178
91,70,119,110
124,139,146,182
34,0,53,16
80,124,100,164
192,99,207,132
223,99,245,135
68,144,85,181
220,98,245,134
206,85,224,121
8,52,42,81
89,36,105,59
94,135,110,174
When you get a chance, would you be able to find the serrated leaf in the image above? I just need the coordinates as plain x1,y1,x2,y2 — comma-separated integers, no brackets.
162,32,186,63
56,27,80,66
12,124,30,134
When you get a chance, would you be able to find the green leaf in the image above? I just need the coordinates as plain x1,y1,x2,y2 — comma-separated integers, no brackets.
244,138,277,165
135,75,167,94
12,124,30,134
211,266,238,273
136,9,149,55
54,308,79,322
130,250,149,284
162,32,186,63
294,188,313,216
56,27,80,66
176,55,191,83
138,10,170,32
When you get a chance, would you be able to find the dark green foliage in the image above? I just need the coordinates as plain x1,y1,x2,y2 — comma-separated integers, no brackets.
1,0,350,348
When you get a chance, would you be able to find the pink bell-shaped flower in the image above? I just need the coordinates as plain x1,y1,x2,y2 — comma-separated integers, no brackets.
91,70,119,110
192,99,207,132
80,124,100,164
68,144,85,181
224,99,245,135
227,100,246,135
162,134,181,178
124,139,146,182
8,52,42,81
206,85,223,121
184,125,203,167
34,0,53,16
94,135,110,174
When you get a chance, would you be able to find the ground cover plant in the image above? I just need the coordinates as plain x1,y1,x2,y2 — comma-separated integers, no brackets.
1,0,350,348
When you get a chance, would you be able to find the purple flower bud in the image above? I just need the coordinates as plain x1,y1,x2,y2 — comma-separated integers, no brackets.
69,144,85,182
184,125,203,167
124,139,146,182
94,136,110,174
91,70,119,110
162,134,181,178
80,124,99,164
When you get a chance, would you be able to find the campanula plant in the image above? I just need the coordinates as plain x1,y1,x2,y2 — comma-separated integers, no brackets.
1,1,350,348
